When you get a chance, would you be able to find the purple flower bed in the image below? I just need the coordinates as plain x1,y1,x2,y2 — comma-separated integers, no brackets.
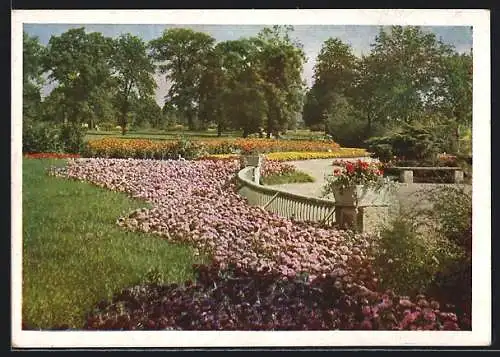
50,158,470,330
85,262,468,330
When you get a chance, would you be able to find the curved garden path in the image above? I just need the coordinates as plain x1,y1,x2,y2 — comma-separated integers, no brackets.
269,158,472,213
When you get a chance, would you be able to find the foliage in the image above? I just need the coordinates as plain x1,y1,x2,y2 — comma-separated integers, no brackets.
110,34,156,135
84,262,470,330
22,159,203,329
23,120,61,153
356,26,455,127
43,28,114,125
303,38,358,132
301,26,472,153
23,32,46,121
322,159,386,194
168,137,208,160
129,96,164,129
371,215,465,297
416,186,472,253
324,94,368,147
372,185,472,314
365,122,444,162
58,123,86,154
149,28,216,130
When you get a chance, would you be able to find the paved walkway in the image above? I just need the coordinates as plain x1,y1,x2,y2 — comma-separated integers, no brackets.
270,158,471,213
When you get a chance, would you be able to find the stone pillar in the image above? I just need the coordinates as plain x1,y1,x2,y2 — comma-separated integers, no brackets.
454,170,464,183
254,166,261,184
335,206,360,231
400,170,413,183
241,154,263,184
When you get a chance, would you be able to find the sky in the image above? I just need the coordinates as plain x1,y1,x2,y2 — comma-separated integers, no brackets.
23,24,473,107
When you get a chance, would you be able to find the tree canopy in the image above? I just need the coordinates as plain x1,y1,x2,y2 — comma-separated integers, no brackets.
23,25,471,152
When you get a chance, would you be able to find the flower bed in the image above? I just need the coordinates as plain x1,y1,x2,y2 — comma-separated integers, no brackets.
260,159,296,178
50,158,470,330
86,262,467,330
265,149,370,161
200,149,370,162
84,138,343,159
50,158,374,283
24,152,82,159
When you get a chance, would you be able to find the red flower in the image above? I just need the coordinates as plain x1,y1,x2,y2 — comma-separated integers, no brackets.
333,168,341,176
345,163,355,173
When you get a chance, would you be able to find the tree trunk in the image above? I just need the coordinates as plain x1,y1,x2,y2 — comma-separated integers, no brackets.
186,110,195,131
367,115,372,137
217,122,223,137
120,107,128,136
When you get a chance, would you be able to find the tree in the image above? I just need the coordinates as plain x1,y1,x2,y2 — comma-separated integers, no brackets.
23,32,46,121
149,28,216,130
433,51,473,153
43,28,114,125
198,44,226,135
209,38,268,137
129,96,163,129
255,26,306,137
356,26,455,129
110,34,156,135
302,37,358,133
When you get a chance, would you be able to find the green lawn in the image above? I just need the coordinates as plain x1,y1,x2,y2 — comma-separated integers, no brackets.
84,128,327,142
22,158,205,329
261,171,315,186
84,129,244,142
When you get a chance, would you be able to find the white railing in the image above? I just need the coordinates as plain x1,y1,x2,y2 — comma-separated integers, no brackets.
236,166,336,226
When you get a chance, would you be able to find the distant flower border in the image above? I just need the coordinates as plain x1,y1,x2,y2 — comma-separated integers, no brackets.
24,153,82,159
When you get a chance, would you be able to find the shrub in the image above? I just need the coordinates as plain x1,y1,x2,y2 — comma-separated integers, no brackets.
168,137,208,160
59,123,86,154
418,186,472,253
372,214,465,297
23,120,61,153
366,123,443,162
99,121,116,131
373,185,472,312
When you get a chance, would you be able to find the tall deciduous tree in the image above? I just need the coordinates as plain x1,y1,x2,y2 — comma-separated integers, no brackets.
23,32,46,121
434,51,473,153
302,37,358,132
43,28,114,125
356,26,455,128
110,34,156,135
149,28,216,130
212,38,267,137
255,26,306,137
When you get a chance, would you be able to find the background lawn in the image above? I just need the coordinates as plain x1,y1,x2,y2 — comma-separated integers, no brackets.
261,171,315,186
84,128,328,142
22,158,205,329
